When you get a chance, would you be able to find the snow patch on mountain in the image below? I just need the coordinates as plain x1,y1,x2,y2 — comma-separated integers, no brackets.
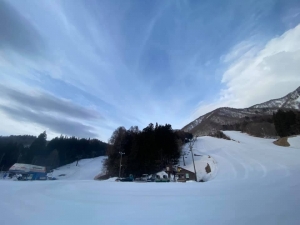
251,86,300,109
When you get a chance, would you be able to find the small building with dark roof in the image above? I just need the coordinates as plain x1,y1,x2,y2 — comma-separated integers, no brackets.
176,166,196,182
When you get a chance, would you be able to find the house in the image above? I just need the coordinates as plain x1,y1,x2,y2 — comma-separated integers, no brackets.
176,166,196,182
8,163,47,180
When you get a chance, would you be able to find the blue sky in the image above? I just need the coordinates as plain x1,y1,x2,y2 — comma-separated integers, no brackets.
0,0,300,141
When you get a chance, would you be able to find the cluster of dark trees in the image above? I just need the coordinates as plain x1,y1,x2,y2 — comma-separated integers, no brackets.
221,115,277,137
273,110,300,137
105,123,192,177
0,131,108,171
219,109,300,138
0,135,36,147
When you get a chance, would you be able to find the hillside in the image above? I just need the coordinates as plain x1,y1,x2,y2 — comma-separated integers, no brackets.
48,156,107,180
183,86,300,136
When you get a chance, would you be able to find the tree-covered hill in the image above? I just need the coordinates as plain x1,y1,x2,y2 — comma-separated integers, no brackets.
0,131,108,171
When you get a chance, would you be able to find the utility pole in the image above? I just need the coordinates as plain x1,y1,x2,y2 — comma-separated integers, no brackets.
119,152,125,178
0,153,5,169
188,137,198,181
182,152,186,166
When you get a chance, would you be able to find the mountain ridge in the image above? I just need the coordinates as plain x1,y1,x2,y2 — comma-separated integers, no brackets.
250,86,300,109
182,86,300,136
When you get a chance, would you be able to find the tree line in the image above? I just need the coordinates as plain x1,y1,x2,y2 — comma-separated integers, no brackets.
273,109,300,137
0,131,108,171
105,123,192,177
0,135,36,147
219,109,300,138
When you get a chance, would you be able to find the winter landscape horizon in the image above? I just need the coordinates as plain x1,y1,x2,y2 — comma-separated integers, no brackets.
0,0,300,141
1,131,300,224
1,0,300,224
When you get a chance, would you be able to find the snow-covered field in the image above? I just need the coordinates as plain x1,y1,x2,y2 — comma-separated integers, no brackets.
288,135,300,149
1,132,300,225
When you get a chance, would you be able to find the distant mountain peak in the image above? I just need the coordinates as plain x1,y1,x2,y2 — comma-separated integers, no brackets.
250,85,300,110
182,86,300,136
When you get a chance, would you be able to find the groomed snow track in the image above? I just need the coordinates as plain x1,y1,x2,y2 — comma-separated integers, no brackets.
197,131,295,182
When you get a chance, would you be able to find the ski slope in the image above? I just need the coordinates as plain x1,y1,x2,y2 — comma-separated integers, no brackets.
49,156,107,180
1,132,300,225
180,143,217,181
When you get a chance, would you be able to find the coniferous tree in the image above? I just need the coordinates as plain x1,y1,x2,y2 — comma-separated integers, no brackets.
28,131,47,164
105,123,184,177
273,110,299,137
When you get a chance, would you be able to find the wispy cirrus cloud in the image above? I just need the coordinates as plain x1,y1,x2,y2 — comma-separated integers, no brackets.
0,85,101,120
1,0,300,140
0,105,97,138
0,85,103,138
0,0,46,58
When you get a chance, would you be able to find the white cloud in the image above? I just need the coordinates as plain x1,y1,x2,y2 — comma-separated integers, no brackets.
192,23,300,120
221,40,257,63
0,110,56,139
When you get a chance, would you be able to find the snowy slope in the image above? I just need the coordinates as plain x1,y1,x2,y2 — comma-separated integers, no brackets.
180,141,217,181
288,135,300,149
49,156,107,180
1,132,300,225
181,131,300,182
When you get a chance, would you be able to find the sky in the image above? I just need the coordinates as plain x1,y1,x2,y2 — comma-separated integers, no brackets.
0,0,300,142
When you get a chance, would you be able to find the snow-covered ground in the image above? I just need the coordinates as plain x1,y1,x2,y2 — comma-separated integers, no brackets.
48,156,107,180
180,141,217,181
1,131,300,225
288,135,300,149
